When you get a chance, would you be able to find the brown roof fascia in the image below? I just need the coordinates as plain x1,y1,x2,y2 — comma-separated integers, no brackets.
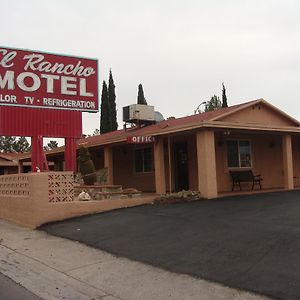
0,155,13,161
0,154,21,164
81,136,127,148
0,161,19,166
202,120,300,134
65,120,300,151
146,120,300,137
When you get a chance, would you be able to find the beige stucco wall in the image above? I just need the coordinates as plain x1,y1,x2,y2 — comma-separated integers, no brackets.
99,134,200,194
0,172,154,229
113,145,156,192
79,135,198,194
215,133,285,192
1,194,154,229
111,131,298,194
49,145,155,192
220,103,297,127
160,130,289,195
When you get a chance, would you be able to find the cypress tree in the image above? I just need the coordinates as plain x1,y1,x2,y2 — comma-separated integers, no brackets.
222,83,228,108
108,69,118,131
100,81,110,134
137,84,147,105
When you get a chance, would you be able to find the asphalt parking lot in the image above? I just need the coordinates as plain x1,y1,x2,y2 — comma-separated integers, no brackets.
41,190,300,300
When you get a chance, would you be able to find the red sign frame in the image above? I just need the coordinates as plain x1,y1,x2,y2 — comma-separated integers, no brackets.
0,46,98,112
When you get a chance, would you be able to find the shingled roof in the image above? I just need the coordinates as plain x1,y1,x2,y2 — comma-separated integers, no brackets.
77,98,300,148
77,99,260,147
18,98,300,160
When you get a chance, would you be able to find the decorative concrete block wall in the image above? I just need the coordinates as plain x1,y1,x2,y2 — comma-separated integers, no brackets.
0,172,154,229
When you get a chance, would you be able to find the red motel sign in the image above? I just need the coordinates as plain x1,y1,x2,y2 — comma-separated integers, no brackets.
0,47,98,112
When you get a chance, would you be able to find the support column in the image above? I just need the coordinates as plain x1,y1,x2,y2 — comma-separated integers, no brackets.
154,137,166,194
31,136,39,172
282,134,294,190
18,161,23,173
104,146,113,185
196,130,218,199
31,136,47,172
37,136,45,171
65,138,77,172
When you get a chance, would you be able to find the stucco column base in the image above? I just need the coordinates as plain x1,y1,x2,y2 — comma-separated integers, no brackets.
196,130,218,199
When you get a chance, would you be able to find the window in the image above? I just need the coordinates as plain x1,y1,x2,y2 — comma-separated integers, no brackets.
134,147,153,173
226,140,251,168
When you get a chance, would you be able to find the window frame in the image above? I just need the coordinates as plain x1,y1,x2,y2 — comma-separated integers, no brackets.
134,146,154,174
226,139,252,169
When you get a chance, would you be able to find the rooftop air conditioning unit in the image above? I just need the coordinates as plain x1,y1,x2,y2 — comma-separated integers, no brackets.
123,104,155,123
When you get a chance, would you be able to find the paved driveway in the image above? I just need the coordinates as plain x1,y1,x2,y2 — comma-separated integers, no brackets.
41,190,300,300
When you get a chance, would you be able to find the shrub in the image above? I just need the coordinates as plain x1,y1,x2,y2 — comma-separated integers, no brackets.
153,190,201,204
77,145,97,185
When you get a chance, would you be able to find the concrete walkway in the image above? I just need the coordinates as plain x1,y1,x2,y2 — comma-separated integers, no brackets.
0,220,267,300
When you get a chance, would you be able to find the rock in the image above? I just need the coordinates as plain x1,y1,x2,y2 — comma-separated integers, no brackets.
78,191,91,201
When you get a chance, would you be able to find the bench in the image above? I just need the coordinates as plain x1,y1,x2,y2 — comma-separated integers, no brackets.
229,170,263,191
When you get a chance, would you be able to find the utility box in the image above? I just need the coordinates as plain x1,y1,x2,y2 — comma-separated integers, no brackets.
123,104,155,123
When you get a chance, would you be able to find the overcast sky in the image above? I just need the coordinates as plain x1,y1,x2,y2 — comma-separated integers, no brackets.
1,0,300,135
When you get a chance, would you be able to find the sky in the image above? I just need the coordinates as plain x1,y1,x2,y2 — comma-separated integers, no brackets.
1,0,300,137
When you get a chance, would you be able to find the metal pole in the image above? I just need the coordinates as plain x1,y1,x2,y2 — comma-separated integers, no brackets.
31,136,38,172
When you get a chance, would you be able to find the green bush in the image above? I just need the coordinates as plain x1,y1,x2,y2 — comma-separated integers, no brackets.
78,146,97,185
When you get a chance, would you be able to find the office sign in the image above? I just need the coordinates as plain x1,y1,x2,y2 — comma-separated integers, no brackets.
127,135,155,144
0,46,98,112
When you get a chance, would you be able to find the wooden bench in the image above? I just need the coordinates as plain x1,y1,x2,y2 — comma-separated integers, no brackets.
229,170,263,191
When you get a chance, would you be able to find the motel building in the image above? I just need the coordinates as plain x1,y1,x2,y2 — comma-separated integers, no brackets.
0,153,20,175
9,98,300,199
